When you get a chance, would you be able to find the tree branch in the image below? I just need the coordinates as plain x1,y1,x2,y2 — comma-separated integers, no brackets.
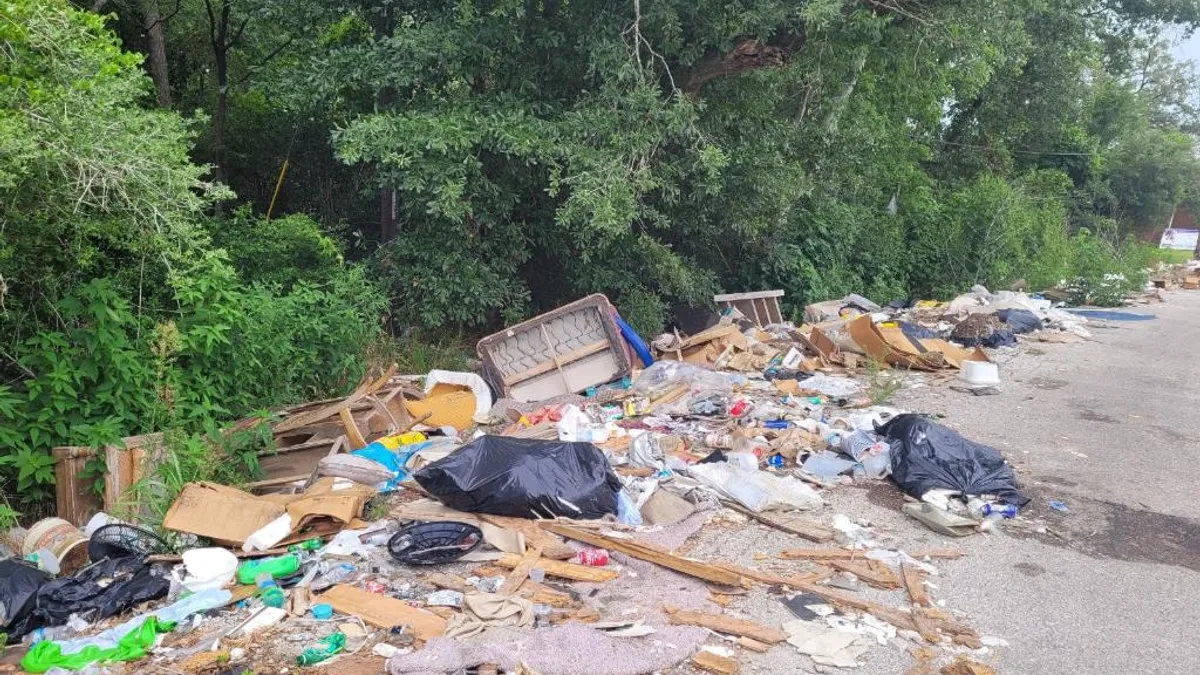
681,38,792,95
229,15,251,48
234,37,296,85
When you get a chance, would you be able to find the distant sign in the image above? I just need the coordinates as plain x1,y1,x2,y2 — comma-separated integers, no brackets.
1159,228,1200,251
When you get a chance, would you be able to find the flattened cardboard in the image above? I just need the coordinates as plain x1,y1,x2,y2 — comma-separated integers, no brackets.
321,584,446,639
162,482,284,545
163,478,373,546
846,315,934,371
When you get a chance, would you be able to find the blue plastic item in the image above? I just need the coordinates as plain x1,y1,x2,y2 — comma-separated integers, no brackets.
613,313,655,367
311,603,333,620
1066,309,1156,321
352,440,433,491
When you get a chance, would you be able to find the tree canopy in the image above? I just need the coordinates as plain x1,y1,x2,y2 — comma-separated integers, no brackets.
2,0,1200,510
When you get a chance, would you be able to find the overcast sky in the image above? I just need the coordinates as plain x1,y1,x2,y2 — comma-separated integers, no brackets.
1170,27,1200,63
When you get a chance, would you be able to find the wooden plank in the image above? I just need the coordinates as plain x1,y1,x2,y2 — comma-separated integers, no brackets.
723,502,834,543
909,606,941,644
692,651,739,675
320,584,445,639
665,607,786,644
495,553,619,583
737,637,770,653
540,523,744,587
827,560,901,589
517,579,575,608
902,563,932,607
424,572,468,592
713,290,785,302
779,548,963,561
499,547,542,595
940,658,997,675
777,548,869,561
339,408,368,450
714,563,832,589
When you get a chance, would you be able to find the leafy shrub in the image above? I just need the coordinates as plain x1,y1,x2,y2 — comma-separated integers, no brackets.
207,207,343,289
1064,229,1147,306
0,253,386,510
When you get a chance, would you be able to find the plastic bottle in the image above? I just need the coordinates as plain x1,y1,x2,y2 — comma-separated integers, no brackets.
296,632,346,666
310,562,358,592
572,548,609,566
982,503,1019,519
236,554,300,585
288,538,323,553
256,573,285,608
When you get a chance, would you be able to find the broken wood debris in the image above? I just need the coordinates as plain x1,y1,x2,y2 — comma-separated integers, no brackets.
539,523,745,587
691,650,740,674
664,607,787,644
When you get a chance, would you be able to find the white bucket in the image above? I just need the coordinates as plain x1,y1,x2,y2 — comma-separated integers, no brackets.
959,361,1001,387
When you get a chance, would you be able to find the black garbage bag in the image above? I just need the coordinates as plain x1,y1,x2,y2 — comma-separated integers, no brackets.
878,414,1028,506
1,559,50,642
997,309,1041,334
34,556,169,628
414,436,622,519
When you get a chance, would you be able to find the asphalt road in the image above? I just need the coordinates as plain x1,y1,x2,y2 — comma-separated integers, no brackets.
707,290,1200,675
887,290,1200,675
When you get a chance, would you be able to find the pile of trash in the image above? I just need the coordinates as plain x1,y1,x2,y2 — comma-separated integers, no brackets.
3,285,1130,675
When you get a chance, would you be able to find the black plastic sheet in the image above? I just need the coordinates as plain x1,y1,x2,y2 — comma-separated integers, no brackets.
0,559,49,642
34,556,169,628
879,414,1028,506
998,308,1041,334
414,436,622,519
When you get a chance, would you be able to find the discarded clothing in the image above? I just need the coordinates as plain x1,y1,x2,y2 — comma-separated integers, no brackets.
879,414,1028,506
415,436,622,519
443,593,534,639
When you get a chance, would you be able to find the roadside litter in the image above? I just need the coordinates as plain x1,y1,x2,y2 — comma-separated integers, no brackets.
12,278,1170,675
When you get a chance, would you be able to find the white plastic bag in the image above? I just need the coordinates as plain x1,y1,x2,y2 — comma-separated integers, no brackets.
688,462,823,512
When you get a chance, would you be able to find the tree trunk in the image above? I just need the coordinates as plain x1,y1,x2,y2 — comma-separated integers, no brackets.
142,0,172,108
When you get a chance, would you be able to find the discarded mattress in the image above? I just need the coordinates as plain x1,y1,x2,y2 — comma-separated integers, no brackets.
476,294,632,403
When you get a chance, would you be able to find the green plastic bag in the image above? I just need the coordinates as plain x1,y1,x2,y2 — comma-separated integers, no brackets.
21,617,176,673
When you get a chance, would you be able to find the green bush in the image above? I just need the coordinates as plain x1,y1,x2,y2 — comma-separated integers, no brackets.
0,253,386,509
208,207,344,289
1064,229,1147,306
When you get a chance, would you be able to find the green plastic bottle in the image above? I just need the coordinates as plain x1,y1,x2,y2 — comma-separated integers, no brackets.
236,554,300,585
296,632,346,666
